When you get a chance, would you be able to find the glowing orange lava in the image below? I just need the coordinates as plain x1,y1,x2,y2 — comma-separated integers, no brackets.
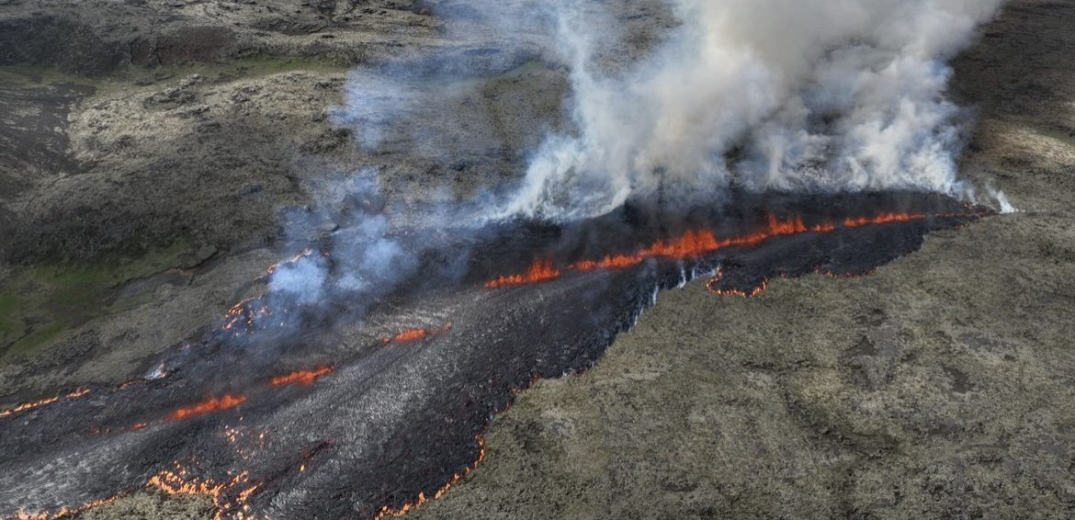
570,215,825,274
270,367,334,387
484,258,561,288
148,465,261,520
9,497,120,520
381,324,452,344
0,397,58,419
706,278,770,298
843,212,927,228
0,388,91,420
486,211,968,288
169,395,247,421
370,435,486,520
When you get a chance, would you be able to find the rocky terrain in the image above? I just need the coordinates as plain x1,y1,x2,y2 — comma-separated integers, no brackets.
0,0,1071,518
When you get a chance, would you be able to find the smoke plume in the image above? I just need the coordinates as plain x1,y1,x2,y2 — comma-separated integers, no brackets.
501,0,1008,220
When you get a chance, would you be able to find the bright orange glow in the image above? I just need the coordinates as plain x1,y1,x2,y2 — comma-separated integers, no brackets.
370,435,486,520
706,278,770,298
484,258,561,288
169,395,247,421
843,212,927,228
0,388,91,420
10,497,121,520
487,211,966,288
0,397,58,419
570,215,820,274
382,324,453,344
148,465,261,520
389,329,429,342
641,229,721,258
270,367,334,387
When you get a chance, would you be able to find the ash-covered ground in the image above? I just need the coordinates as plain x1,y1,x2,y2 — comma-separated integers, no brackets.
0,0,1072,519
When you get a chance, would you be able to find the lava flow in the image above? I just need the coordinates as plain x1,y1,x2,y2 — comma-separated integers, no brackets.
487,212,947,287
370,435,486,520
0,388,90,420
270,367,334,387
170,395,248,421
382,324,453,344
484,258,561,288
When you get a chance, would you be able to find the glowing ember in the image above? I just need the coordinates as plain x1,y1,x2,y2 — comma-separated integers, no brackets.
484,258,561,289
148,465,261,520
222,299,274,334
370,435,486,520
706,278,770,298
169,395,247,421
381,324,452,344
271,367,334,387
9,497,120,520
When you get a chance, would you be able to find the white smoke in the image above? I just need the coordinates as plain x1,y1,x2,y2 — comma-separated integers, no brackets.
503,0,1009,220
264,170,421,327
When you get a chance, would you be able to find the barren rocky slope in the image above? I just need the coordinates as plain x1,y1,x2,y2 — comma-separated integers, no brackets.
0,0,1070,518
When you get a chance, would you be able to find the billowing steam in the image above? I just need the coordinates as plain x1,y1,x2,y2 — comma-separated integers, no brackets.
497,0,1009,219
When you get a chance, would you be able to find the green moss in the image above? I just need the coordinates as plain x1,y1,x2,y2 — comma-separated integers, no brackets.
4,322,68,360
0,240,195,364
0,293,23,345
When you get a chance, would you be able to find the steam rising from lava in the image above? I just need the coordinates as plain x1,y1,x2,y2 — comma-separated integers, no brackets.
503,0,1011,219
351,0,1009,220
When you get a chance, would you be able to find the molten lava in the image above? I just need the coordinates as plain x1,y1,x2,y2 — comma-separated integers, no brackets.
843,212,927,228
271,367,334,387
370,435,486,520
484,258,561,288
9,497,120,520
706,278,770,298
0,388,91,420
570,215,828,273
0,397,58,419
148,465,261,520
487,211,963,288
169,395,247,421
381,324,452,344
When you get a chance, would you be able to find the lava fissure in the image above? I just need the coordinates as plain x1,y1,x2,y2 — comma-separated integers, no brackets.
270,367,335,387
0,388,90,420
486,211,972,289
169,395,248,422
381,324,453,344
484,258,561,288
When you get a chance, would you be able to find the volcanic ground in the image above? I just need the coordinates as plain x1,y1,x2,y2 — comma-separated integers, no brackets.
0,191,985,519
2,0,1072,519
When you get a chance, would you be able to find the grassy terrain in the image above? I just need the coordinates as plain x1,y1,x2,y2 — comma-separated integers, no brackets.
0,241,193,364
